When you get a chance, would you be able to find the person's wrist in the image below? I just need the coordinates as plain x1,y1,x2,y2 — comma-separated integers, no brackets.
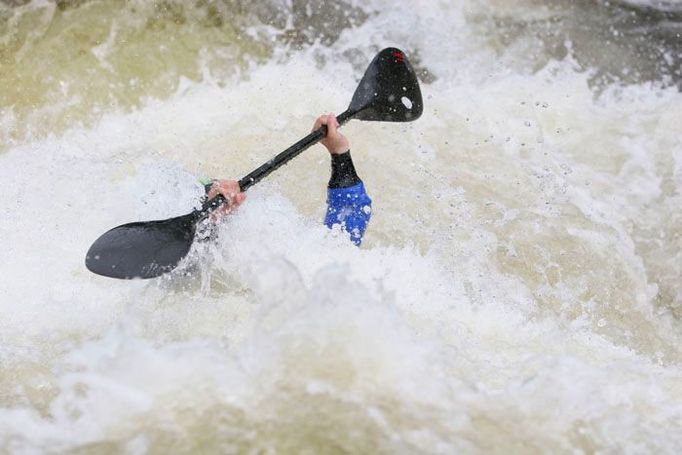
328,141,350,154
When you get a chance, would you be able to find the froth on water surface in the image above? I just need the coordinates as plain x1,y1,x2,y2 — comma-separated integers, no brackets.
1,0,682,453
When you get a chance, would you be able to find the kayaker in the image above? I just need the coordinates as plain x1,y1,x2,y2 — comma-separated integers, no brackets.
208,113,372,245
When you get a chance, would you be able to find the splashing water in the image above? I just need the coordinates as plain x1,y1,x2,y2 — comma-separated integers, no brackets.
1,0,681,453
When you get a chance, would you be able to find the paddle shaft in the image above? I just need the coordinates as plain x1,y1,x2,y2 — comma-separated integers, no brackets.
239,109,354,191
196,109,354,218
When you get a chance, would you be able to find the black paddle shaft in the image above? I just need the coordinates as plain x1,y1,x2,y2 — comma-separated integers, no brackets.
192,110,354,221
238,110,354,191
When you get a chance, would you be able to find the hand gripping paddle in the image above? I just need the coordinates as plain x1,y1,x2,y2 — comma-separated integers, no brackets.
86,47,423,279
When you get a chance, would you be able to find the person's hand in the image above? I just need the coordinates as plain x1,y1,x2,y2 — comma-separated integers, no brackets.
207,179,246,215
313,113,350,155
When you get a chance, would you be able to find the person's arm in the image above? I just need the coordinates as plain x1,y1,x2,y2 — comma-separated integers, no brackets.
325,152,372,245
313,114,372,245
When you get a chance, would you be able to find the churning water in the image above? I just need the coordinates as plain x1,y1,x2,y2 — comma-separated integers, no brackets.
1,0,681,453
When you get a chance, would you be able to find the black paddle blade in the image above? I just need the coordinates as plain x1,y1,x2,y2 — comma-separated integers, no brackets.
85,214,197,279
348,47,423,122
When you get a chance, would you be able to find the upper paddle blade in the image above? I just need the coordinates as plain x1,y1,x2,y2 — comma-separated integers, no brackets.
85,214,197,279
348,47,423,122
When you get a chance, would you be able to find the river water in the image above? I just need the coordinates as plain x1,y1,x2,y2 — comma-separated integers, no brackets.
1,0,681,453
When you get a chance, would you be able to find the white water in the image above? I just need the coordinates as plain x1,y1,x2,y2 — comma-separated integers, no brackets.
1,0,681,453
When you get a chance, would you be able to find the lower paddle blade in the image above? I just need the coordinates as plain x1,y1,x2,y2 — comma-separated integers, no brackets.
348,47,423,122
85,214,197,279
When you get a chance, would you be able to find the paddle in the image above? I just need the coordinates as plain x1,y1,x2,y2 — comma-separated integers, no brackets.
86,47,423,279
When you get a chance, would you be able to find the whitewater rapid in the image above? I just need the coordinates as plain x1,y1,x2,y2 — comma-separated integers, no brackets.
1,0,681,453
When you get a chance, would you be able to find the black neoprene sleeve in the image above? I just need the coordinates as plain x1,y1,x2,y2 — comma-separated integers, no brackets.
328,150,361,188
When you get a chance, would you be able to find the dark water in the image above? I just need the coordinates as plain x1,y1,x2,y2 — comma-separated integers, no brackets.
481,0,682,88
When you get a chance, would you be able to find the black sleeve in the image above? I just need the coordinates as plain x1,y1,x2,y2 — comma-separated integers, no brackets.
328,150,362,189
